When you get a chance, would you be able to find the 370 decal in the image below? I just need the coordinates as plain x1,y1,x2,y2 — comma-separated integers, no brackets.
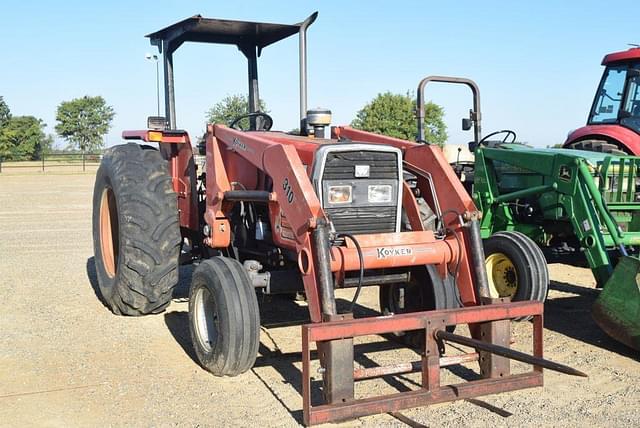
282,177,295,203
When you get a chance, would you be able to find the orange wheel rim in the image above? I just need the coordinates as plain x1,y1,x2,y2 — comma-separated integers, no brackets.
99,188,119,278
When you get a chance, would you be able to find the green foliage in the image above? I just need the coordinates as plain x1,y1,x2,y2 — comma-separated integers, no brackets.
0,96,11,128
0,116,50,160
55,96,115,152
351,92,447,146
206,94,268,128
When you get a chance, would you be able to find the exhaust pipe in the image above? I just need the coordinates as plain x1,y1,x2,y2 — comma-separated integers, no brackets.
298,12,318,135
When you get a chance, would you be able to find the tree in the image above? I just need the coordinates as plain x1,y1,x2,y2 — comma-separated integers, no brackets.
55,96,115,152
206,94,268,128
0,96,11,129
0,116,50,160
351,92,447,146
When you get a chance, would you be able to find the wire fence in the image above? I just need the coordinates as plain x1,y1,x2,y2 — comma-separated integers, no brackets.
0,152,102,174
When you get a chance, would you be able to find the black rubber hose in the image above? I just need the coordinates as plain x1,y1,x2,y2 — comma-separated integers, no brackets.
338,233,364,313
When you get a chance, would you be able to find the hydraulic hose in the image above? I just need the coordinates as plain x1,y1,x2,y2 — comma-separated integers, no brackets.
337,233,364,312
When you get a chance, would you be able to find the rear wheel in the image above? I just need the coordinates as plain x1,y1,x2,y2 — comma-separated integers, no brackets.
567,139,628,156
379,265,460,348
188,257,260,376
483,231,549,311
92,143,181,315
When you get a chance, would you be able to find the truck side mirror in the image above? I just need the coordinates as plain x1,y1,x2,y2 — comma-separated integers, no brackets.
462,118,473,131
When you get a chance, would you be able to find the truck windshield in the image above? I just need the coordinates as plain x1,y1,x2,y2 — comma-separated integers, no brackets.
590,63,640,134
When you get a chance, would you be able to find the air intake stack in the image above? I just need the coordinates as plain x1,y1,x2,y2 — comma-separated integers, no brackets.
307,108,332,138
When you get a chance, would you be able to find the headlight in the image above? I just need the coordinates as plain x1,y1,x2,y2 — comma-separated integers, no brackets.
328,185,352,204
368,185,392,203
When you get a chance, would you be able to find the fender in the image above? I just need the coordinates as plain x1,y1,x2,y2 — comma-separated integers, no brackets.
122,129,198,232
563,124,640,155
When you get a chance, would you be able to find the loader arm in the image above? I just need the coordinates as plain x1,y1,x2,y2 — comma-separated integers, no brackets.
207,124,327,321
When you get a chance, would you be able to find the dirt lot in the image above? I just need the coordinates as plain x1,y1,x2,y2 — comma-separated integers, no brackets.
1,173,639,427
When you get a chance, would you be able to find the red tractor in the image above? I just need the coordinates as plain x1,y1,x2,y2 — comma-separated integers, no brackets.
92,13,582,425
564,47,640,154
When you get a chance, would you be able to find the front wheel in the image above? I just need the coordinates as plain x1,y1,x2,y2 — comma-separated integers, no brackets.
379,265,460,348
483,231,549,307
188,257,260,376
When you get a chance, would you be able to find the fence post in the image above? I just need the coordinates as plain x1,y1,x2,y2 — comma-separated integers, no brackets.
0,157,2,173
42,153,45,172
82,151,86,172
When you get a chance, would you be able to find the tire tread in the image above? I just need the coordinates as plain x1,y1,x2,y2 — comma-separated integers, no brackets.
92,143,180,316
189,257,260,377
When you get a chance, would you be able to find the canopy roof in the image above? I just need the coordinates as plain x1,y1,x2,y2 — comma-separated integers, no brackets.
146,14,314,54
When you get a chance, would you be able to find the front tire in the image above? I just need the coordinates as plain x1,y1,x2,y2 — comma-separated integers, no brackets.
92,143,181,315
379,265,460,348
483,231,549,304
188,257,260,376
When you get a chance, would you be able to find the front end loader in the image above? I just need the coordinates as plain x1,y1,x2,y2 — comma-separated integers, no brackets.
474,144,640,350
91,14,583,425
424,76,640,350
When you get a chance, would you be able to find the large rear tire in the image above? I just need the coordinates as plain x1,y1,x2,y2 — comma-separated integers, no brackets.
567,139,628,156
92,143,181,315
379,265,460,348
188,257,260,376
483,231,549,305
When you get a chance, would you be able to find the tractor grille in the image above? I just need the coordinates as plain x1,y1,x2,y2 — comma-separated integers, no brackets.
326,206,397,234
323,151,398,180
320,150,400,235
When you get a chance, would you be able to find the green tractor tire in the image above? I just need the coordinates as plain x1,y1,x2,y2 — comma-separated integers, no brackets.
483,231,549,318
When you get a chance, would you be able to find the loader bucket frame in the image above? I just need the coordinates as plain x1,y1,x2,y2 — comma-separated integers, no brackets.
593,256,640,350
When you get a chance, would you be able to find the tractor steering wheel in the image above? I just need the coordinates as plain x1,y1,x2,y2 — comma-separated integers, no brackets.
229,112,273,131
479,129,517,146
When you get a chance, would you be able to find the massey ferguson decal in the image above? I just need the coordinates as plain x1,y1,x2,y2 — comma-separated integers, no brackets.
232,137,247,152
376,247,413,259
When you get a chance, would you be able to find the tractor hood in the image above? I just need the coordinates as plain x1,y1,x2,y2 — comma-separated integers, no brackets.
494,143,623,167
249,131,401,167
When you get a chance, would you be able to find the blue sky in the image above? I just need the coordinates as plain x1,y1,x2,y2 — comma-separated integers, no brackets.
1,1,638,147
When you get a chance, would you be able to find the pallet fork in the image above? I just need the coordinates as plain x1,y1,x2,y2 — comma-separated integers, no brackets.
302,300,585,425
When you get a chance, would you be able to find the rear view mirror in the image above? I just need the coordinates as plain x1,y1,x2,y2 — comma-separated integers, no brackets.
462,118,472,131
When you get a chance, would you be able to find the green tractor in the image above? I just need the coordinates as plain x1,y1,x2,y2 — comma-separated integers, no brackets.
417,75,640,350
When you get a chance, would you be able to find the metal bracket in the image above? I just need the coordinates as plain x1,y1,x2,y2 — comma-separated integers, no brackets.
318,313,354,404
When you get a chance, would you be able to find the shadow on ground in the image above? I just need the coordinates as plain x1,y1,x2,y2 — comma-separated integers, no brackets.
163,291,492,425
545,280,638,360
86,257,110,310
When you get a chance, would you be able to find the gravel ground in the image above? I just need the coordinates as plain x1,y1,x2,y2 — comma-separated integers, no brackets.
1,173,639,427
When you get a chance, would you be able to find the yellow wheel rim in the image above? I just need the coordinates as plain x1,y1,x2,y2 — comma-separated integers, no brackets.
485,252,518,298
